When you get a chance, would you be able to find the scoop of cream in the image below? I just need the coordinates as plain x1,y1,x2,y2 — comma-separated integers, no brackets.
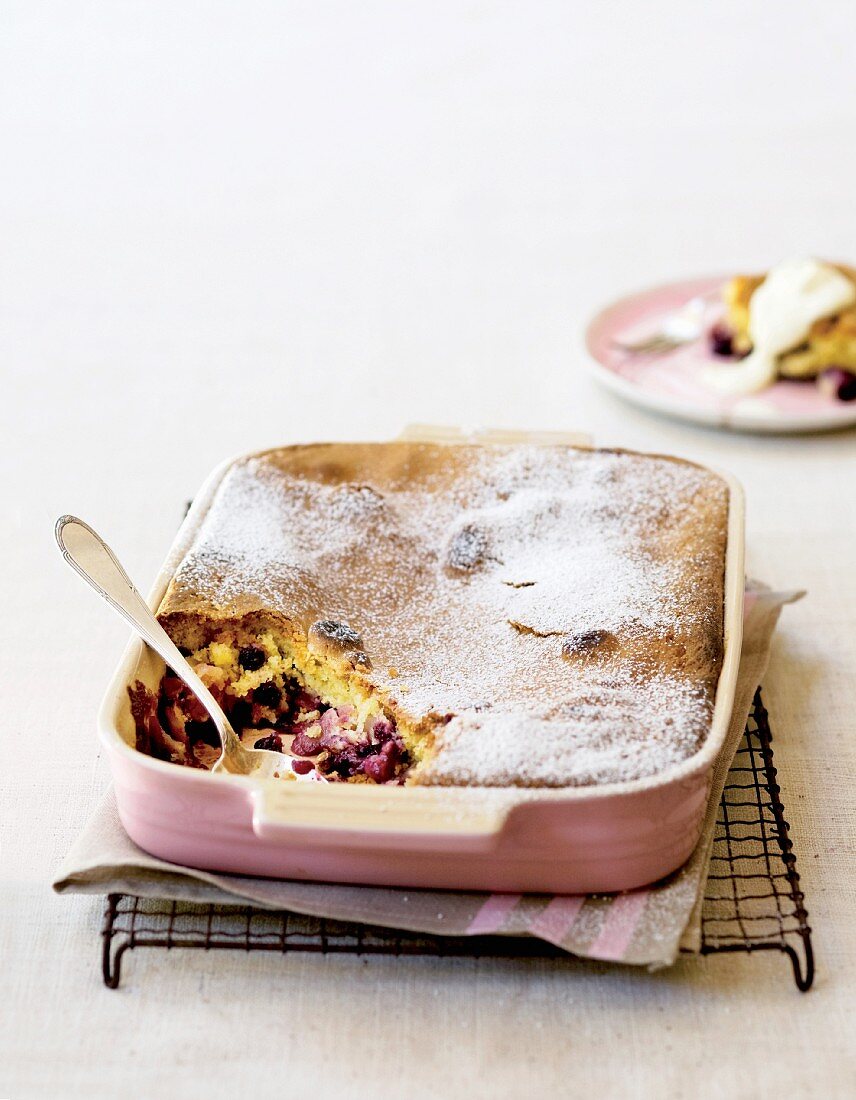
704,257,856,396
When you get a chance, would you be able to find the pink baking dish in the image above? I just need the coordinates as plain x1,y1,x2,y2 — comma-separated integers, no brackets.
98,434,745,894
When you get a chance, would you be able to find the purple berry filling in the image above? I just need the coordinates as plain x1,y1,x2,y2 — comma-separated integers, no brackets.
293,688,323,712
709,323,734,357
238,645,266,671
290,730,324,757
817,367,856,402
252,681,282,708
137,641,410,784
254,732,284,752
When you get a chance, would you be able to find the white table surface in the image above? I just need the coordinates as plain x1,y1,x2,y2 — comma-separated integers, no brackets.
2,3,855,1097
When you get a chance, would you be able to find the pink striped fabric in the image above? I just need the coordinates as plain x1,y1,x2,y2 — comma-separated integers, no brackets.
587,891,649,960
466,893,521,935
528,896,585,945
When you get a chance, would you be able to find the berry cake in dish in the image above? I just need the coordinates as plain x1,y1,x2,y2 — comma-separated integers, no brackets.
130,443,729,788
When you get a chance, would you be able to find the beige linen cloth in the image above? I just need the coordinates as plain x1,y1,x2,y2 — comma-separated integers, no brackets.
53,583,801,968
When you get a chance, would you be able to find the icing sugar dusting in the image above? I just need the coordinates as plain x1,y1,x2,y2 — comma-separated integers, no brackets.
425,675,711,787
162,444,728,787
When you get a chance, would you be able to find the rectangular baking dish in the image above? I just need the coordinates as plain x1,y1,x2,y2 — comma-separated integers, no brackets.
98,431,745,894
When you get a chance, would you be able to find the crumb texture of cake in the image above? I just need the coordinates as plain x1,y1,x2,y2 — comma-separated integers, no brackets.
147,442,729,787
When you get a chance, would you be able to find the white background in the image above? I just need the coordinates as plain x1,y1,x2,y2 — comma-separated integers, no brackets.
2,3,855,1097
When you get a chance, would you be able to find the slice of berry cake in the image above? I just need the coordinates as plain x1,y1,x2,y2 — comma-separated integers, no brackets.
709,258,856,399
130,443,729,787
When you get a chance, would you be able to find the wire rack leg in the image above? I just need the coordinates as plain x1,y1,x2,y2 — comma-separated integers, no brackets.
101,894,127,989
752,692,814,991
695,691,814,992
784,939,815,992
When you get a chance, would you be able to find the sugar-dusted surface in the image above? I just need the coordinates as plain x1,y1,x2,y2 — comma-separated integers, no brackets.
158,443,728,786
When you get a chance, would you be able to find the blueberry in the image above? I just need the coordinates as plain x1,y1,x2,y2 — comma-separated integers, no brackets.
709,323,734,357
309,620,362,648
447,525,488,571
238,645,266,671
254,733,283,752
561,629,617,658
227,698,253,730
185,718,220,747
253,681,282,708
817,367,856,402
320,748,363,779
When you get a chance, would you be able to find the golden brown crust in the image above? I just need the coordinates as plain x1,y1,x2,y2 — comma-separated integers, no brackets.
157,443,729,787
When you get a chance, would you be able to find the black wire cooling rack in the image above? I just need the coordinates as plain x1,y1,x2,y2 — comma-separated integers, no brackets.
100,690,813,991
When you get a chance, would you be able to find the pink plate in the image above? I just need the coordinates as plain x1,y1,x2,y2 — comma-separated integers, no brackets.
585,276,856,434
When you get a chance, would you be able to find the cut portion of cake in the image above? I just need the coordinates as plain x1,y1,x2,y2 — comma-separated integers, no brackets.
129,620,412,782
130,442,730,788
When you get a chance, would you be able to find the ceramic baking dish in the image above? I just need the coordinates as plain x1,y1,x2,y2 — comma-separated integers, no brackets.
99,431,744,894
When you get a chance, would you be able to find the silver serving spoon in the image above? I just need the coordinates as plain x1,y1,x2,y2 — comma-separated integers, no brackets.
55,515,295,779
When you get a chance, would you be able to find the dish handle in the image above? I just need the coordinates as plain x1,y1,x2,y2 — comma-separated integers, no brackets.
398,424,593,447
250,783,508,853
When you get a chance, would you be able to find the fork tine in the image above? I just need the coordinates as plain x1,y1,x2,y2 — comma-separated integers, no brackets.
613,335,679,355
611,290,711,353
646,337,678,354
614,336,657,353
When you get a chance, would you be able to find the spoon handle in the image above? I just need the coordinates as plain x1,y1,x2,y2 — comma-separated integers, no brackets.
55,515,241,766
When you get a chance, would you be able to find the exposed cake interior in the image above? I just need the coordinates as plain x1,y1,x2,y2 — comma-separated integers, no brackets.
129,617,424,784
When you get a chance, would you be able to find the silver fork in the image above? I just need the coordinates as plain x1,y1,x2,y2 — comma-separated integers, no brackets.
55,515,304,780
612,294,710,355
